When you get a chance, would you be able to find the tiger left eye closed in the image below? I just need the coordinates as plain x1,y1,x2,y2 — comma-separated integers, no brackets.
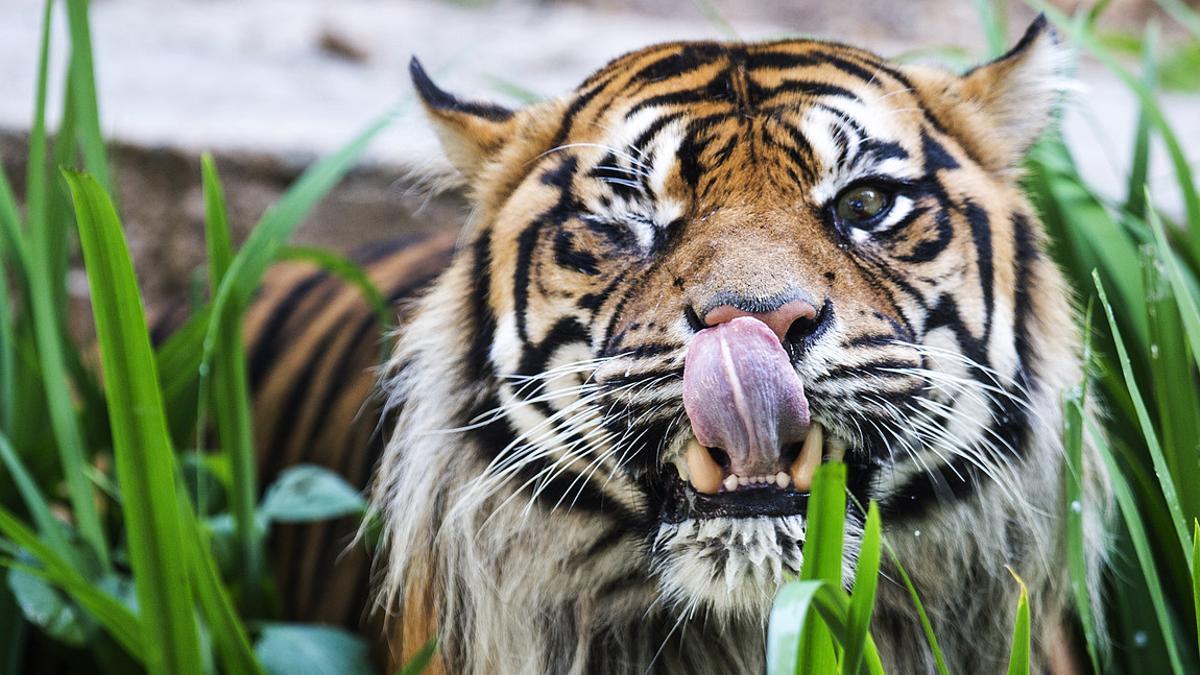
835,185,890,223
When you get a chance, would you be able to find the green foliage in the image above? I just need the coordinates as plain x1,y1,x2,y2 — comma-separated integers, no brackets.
0,2,427,673
0,0,1197,673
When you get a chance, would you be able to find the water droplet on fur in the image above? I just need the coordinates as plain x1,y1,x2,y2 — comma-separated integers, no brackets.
912,529,921,537
1071,500,1082,513
1134,631,1148,647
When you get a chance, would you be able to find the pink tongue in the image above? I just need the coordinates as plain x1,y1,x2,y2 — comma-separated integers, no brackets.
682,316,810,474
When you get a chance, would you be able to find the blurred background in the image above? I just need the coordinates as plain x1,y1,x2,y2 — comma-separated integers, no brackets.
1,0,1198,312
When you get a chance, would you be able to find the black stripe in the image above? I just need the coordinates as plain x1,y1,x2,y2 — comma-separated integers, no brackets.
249,270,329,389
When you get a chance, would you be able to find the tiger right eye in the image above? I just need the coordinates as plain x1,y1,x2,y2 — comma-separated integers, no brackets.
835,185,890,224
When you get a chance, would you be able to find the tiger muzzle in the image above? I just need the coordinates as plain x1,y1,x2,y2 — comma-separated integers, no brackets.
680,313,839,499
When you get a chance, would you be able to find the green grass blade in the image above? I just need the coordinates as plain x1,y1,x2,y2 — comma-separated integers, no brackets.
844,501,881,675
0,253,15,433
1086,412,1187,674
767,580,824,675
177,478,264,675
1148,205,1200,377
1063,394,1102,673
1005,570,1031,675
64,170,204,675
0,507,144,660
1143,245,1200,524
202,154,264,609
1155,0,1200,39
63,0,111,194
0,162,30,281
195,107,403,450
0,580,25,675
279,245,394,338
1095,271,1194,566
24,0,109,572
0,433,75,565
1035,3,1200,258
971,0,1008,57
798,461,847,671
1124,24,1157,219
396,639,437,675
884,541,949,675
1194,519,1199,663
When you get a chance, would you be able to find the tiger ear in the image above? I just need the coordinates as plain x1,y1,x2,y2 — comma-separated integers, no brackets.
410,57,519,182
957,15,1072,170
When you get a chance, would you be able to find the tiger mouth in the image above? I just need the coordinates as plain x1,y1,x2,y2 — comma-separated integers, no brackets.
660,422,845,521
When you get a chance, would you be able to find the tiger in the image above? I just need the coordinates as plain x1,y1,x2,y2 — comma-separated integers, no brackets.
243,15,1112,675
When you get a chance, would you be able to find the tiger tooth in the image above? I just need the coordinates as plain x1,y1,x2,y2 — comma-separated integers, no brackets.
685,438,722,495
828,436,847,463
788,423,824,492
775,472,789,488
723,475,739,492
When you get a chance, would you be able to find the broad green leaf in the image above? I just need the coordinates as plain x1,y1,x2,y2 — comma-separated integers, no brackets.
7,563,88,647
255,624,375,675
64,170,203,675
203,153,265,607
260,465,368,523
845,501,881,675
1005,569,1031,675
0,507,144,660
767,578,885,675
767,580,824,675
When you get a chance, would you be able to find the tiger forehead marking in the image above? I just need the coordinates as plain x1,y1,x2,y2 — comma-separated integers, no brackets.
375,19,1109,675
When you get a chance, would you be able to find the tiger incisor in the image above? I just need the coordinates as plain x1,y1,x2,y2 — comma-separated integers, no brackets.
236,16,1109,674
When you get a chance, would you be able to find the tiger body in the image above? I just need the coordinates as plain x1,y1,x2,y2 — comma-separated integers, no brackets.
245,18,1110,675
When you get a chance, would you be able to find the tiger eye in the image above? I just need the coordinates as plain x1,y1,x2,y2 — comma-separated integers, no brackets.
835,186,889,223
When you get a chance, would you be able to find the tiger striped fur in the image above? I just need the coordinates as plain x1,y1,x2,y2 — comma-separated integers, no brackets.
364,17,1111,674
227,16,1112,675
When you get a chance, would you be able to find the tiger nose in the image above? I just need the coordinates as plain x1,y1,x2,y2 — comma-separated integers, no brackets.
703,300,818,343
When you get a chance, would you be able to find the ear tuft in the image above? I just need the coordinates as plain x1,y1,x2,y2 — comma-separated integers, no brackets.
959,15,1074,169
409,56,518,181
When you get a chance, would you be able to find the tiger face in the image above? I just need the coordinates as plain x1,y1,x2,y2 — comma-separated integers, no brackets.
377,17,1106,673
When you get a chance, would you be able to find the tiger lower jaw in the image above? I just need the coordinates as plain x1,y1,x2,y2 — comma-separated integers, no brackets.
649,422,848,614
661,421,845,524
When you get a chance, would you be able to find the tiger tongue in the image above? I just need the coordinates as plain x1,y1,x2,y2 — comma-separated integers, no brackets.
682,316,810,476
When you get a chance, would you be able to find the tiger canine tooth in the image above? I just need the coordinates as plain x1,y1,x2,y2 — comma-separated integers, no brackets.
685,439,723,494
828,436,847,463
722,475,739,492
789,423,824,492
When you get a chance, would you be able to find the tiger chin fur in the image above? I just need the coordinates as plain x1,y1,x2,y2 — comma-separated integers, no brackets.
370,16,1111,674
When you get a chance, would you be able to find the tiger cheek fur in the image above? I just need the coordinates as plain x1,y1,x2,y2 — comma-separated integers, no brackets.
372,17,1111,675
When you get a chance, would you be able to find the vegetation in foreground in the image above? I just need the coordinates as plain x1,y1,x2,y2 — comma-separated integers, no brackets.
0,0,1198,673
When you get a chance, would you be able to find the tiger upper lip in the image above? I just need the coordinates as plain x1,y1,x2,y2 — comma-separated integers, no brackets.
673,422,845,495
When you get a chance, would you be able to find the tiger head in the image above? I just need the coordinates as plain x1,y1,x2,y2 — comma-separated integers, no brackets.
377,17,1101,672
